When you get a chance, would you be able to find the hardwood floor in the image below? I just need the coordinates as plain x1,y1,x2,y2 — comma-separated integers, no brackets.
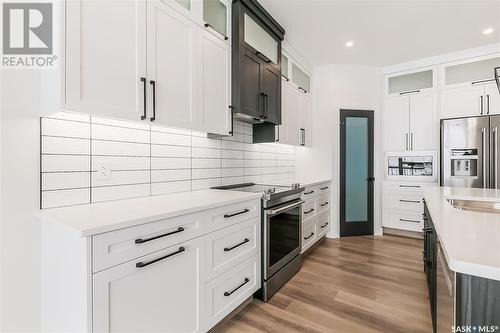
217,235,432,333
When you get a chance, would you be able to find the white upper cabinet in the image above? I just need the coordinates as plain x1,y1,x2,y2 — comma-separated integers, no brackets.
385,67,435,97
65,0,147,122
164,0,198,21
299,91,312,147
440,55,500,119
383,96,410,151
292,63,311,93
409,92,438,150
147,0,201,129
202,0,230,41
200,28,231,135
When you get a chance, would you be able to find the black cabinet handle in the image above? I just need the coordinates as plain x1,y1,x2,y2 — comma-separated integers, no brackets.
300,128,306,146
304,208,314,214
204,23,228,40
399,199,421,204
135,227,185,244
255,51,271,63
140,77,147,120
136,246,185,268
224,278,250,296
366,177,375,182
224,238,250,252
298,87,307,93
264,93,268,119
281,74,290,82
224,209,249,218
320,186,329,190
320,222,329,229
259,92,267,120
304,190,314,195
320,202,328,207
471,78,496,85
150,80,156,122
304,232,314,240
399,89,420,95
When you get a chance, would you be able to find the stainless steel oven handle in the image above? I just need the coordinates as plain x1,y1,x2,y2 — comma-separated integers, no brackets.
267,200,305,216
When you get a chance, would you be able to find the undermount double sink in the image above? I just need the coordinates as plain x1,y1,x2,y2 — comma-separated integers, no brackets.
447,198,500,214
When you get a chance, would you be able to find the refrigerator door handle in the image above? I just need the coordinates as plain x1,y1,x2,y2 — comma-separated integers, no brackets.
482,128,487,188
494,126,498,189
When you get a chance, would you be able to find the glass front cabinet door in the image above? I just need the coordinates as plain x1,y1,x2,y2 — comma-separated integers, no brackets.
202,0,230,41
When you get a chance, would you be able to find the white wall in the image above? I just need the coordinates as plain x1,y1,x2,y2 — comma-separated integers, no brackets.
295,64,383,238
1,70,42,331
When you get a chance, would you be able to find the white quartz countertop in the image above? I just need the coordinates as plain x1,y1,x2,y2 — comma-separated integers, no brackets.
423,187,500,281
264,178,331,187
36,189,262,237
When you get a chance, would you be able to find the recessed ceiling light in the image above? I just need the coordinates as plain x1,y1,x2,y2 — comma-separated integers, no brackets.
483,28,494,35
345,41,354,48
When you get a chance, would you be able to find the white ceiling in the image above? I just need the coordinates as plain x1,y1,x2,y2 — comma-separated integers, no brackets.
259,0,500,67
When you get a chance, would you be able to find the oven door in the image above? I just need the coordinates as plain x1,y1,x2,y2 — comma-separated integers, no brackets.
263,199,303,280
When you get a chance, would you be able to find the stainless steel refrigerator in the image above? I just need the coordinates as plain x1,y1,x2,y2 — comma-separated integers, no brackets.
441,115,499,189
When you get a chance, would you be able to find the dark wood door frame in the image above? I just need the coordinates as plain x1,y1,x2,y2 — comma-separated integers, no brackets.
340,109,374,237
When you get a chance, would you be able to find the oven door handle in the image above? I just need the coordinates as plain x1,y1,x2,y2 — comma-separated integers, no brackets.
267,200,305,216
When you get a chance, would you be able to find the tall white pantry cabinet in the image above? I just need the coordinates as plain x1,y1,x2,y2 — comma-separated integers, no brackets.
64,0,232,135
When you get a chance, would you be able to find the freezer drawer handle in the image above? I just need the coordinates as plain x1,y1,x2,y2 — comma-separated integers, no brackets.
400,218,420,223
224,278,250,296
224,209,250,218
224,238,250,252
136,246,185,268
135,227,185,244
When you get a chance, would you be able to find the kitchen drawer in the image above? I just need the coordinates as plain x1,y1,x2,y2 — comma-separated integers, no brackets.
303,185,318,199
383,191,423,213
383,181,436,194
383,209,423,232
317,193,330,213
205,218,260,281
205,254,260,330
317,211,330,238
92,211,205,272
301,219,317,253
317,183,330,195
206,199,260,233
302,199,317,222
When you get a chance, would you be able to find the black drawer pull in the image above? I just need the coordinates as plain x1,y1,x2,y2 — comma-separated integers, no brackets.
224,238,250,252
304,232,315,240
320,186,329,190
400,218,420,223
320,202,328,207
320,222,329,229
304,190,315,195
304,208,314,214
136,246,185,268
224,278,250,296
135,227,185,244
224,209,249,218
399,184,421,188
399,199,421,203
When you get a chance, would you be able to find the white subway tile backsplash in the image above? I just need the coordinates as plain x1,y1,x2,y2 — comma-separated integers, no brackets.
42,188,90,208
42,118,90,139
92,184,150,203
42,155,90,172
42,172,90,191
40,115,295,208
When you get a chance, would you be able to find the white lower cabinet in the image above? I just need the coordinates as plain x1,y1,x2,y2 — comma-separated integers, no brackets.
205,255,259,330
93,237,205,333
300,181,331,254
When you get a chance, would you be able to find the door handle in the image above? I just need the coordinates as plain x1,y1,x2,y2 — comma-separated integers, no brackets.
482,128,487,188
255,51,271,63
410,133,414,150
140,77,147,120
135,227,184,244
366,177,375,181
298,87,308,94
204,23,228,40
224,238,250,252
224,209,249,218
480,95,484,115
149,80,156,121
136,246,185,268
405,133,408,150
267,200,304,216
300,128,305,146
493,126,498,189
224,278,250,296
487,94,490,115
264,94,269,119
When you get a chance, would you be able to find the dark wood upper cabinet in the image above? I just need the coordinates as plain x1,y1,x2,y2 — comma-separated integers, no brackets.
231,0,285,126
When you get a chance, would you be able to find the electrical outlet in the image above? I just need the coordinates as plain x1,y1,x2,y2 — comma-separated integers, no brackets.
97,163,112,180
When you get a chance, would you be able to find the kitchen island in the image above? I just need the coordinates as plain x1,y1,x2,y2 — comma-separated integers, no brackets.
423,186,500,333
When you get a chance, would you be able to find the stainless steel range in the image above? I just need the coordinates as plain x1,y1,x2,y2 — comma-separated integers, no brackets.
212,182,304,301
